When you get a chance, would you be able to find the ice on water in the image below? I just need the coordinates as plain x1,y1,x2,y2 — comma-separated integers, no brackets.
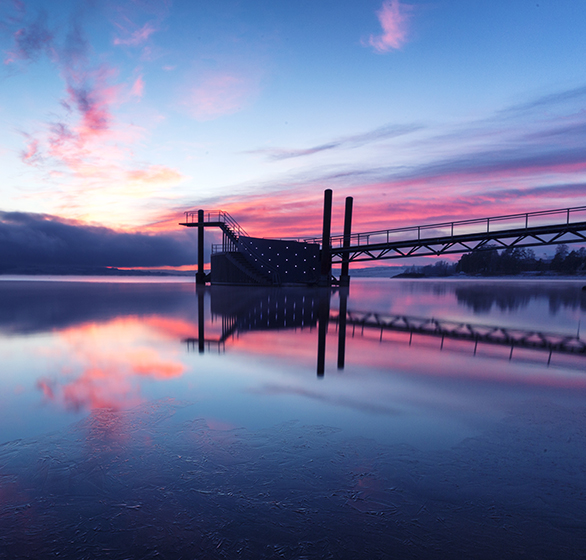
2,397,586,559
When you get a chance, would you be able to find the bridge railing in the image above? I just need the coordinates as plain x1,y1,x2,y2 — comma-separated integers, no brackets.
212,243,236,254
304,205,586,249
183,210,249,239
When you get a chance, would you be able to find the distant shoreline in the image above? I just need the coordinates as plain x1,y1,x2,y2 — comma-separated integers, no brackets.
1,274,585,286
0,268,194,277
391,271,586,280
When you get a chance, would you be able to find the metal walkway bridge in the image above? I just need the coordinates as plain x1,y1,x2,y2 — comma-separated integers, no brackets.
305,205,586,263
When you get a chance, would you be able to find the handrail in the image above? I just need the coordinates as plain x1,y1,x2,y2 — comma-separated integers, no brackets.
212,244,232,254
182,210,249,239
303,205,586,248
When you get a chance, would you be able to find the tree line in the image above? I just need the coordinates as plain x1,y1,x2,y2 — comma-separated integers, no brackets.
396,244,586,277
456,245,586,276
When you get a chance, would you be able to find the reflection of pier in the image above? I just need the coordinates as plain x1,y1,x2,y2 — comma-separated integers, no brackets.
184,289,585,372
184,287,320,354
333,309,586,364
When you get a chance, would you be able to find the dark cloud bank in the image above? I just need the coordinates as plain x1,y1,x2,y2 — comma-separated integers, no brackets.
0,211,196,274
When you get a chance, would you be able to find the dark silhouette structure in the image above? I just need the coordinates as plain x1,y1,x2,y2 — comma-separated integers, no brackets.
180,193,586,286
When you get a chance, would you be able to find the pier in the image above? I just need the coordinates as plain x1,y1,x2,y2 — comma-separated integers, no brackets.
180,192,586,286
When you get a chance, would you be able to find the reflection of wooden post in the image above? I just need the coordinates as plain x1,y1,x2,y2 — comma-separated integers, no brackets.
319,189,333,287
340,196,353,287
317,290,330,376
196,209,206,285
337,287,348,369
197,288,205,353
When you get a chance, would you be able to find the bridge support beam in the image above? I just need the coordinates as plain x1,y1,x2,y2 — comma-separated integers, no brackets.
196,209,206,285
339,196,353,287
319,189,333,287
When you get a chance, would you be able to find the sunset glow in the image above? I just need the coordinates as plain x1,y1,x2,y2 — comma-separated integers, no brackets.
36,318,187,411
1,1,585,269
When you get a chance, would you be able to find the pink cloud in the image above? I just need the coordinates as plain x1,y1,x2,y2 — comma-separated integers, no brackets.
130,75,144,98
184,72,260,121
20,138,40,163
34,64,123,178
65,66,121,138
127,165,183,186
367,0,412,53
5,3,184,227
113,22,157,46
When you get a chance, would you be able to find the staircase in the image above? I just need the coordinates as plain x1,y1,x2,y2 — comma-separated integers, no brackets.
182,210,248,245
184,210,282,285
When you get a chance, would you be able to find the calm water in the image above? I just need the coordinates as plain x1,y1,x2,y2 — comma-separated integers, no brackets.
1,277,585,559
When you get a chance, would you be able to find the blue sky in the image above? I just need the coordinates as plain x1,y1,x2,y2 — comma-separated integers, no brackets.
1,0,585,245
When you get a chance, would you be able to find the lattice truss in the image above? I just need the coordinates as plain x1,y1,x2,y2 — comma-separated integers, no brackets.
333,310,586,355
331,222,586,262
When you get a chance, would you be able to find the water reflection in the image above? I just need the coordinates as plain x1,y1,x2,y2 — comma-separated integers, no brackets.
394,278,586,314
0,278,585,429
36,318,187,412
183,283,586,375
2,279,586,558
0,279,195,334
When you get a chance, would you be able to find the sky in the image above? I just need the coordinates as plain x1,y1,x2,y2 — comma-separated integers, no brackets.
1,0,586,269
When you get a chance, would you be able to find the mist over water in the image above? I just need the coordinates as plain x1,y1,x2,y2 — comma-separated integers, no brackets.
1,277,585,559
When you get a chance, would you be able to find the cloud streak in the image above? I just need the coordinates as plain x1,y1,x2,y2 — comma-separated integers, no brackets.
191,84,586,237
110,0,170,51
113,22,157,47
498,85,586,117
250,123,423,161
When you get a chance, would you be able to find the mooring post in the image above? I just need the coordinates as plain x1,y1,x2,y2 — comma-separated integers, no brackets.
337,287,348,369
319,189,333,287
196,209,206,285
340,196,353,287
317,290,330,376
197,288,205,354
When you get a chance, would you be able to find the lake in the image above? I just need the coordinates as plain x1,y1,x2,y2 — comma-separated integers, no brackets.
1,277,585,559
